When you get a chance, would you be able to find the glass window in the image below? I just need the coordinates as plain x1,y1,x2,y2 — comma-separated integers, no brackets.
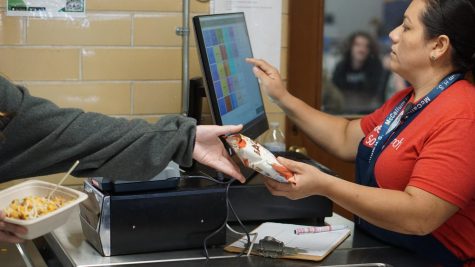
322,0,410,115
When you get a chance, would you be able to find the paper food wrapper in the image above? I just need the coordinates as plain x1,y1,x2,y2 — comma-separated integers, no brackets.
225,134,296,183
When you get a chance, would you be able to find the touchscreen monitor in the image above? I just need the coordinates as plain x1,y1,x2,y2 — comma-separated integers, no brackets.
193,13,269,140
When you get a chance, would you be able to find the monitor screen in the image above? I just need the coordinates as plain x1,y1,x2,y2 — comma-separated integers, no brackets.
193,13,268,139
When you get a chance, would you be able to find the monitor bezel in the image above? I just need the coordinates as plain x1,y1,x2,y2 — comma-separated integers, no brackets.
193,12,269,140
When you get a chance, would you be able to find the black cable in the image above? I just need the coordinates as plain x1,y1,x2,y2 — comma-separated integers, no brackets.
202,181,232,259
227,191,252,257
184,173,232,185
181,173,252,259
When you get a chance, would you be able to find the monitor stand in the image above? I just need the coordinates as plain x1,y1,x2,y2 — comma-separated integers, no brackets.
188,77,207,125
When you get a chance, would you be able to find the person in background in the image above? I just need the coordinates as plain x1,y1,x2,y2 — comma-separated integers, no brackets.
332,31,384,114
248,0,475,265
0,75,245,244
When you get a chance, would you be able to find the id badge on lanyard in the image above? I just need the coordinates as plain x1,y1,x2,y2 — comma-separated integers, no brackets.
366,73,464,175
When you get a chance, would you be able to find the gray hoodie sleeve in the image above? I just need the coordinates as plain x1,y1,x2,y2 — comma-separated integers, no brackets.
0,76,196,182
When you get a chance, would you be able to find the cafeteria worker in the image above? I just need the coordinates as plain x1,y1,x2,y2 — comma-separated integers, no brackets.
248,0,475,266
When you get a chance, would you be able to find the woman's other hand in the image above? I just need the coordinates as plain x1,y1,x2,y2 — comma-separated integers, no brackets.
263,157,332,200
193,124,246,183
246,58,289,104
0,211,27,243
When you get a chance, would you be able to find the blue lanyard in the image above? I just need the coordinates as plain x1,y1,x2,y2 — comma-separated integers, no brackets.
368,73,464,166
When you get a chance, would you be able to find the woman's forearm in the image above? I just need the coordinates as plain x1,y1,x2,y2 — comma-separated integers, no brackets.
276,92,363,160
321,174,457,235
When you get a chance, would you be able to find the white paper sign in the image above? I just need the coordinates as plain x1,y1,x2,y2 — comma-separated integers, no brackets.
210,0,282,70
7,0,86,18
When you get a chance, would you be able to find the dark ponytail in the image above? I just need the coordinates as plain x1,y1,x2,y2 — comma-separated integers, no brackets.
421,0,475,79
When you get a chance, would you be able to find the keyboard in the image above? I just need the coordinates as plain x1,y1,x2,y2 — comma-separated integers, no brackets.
273,151,336,176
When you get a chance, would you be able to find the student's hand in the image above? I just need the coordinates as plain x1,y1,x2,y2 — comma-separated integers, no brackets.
263,157,332,200
246,58,290,104
193,124,246,183
0,211,28,244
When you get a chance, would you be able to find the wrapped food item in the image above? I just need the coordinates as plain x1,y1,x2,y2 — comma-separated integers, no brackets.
226,134,296,183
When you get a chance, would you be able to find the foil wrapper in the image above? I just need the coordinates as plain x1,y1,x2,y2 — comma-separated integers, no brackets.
225,134,296,183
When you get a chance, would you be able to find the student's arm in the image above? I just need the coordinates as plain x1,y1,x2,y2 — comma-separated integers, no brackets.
0,76,196,182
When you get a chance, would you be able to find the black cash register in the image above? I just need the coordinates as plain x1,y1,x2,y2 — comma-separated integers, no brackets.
79,162,227,256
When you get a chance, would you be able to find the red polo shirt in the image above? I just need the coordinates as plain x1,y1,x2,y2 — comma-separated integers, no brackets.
360,80,475,261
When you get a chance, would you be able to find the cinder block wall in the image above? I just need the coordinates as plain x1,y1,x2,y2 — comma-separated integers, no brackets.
0,0,288,187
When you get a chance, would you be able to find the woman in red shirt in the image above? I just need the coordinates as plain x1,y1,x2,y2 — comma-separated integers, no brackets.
248,0,475,265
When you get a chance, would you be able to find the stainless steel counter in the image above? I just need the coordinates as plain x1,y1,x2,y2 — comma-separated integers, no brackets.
19,207,435,267
0,241,48,267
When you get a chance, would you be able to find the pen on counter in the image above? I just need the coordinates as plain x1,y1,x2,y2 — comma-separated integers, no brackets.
294,225,348,235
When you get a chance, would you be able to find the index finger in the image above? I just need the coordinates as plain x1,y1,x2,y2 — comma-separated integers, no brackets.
215,124,243,136
0,221,28,235
245,58,275,73
0,231,25,244
217,155,246,183
263,175,286,188
276,157,304,173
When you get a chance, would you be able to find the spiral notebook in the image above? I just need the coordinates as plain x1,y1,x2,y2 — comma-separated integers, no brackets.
224,222,351,262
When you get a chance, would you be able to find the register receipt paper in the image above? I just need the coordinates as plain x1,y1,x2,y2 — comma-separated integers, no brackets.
225,222,351,261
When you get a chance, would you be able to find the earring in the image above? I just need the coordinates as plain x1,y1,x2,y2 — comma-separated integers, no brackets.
431,55,436,61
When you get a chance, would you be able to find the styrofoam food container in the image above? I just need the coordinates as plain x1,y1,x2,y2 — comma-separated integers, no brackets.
0,180,87,239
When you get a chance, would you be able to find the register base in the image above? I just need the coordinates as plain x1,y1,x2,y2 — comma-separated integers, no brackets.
79,180,227,256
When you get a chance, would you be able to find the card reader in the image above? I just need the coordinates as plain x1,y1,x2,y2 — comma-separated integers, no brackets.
90,161,181,193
